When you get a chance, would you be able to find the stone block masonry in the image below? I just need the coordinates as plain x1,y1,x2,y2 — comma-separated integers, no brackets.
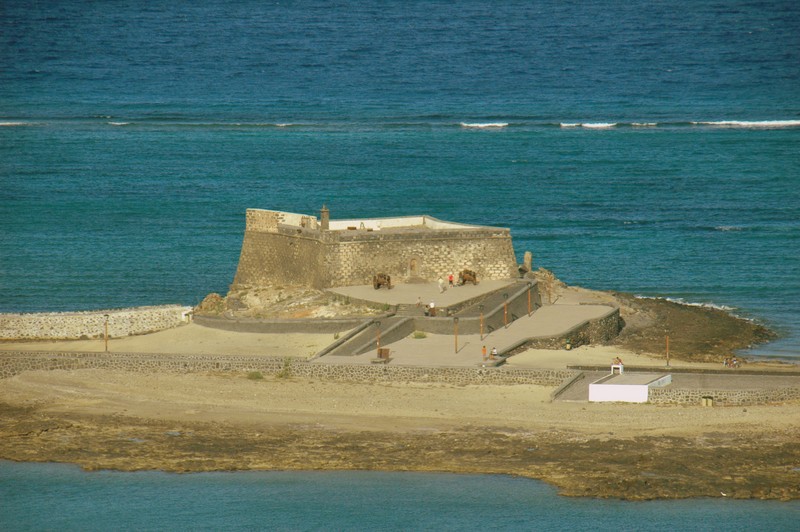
0,305,193,341
2,352,796,406
648,386,800,406
232,208,518,290
0,350,575,387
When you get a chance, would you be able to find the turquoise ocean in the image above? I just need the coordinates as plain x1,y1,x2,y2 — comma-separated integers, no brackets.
1,1,799,528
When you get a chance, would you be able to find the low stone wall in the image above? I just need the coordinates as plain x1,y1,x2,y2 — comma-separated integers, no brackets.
648,386,800,406
0,351,576,386
193,315,365,334
508,308,621,353
3,351,796,405
0,306,193,341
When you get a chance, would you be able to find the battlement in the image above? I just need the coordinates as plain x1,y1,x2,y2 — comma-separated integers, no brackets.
245,208,495,234
232,207,518,290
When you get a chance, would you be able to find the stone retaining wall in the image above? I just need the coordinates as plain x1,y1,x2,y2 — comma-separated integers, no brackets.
648,386,800,406
0,351,575,386
507,308,622,353
0,306,193,341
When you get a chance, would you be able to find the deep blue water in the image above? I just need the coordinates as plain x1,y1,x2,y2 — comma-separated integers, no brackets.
1,1,799,525
1,462,798,531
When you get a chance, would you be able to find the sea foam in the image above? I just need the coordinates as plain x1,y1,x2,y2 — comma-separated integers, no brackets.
581,122,617,129
559,122,617,128
692,120,800,128
459,122,508,129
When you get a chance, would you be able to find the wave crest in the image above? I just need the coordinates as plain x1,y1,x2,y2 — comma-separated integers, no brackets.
692,120,800,128
459,122,508,129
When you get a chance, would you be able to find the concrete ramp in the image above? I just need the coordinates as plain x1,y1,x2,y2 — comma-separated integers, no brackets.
323,316,415,357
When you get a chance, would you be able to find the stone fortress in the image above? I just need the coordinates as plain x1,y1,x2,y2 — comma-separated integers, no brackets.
231,206,519,290
2,207,798,407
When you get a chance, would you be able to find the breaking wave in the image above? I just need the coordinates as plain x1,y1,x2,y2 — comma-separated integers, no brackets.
581,122,617,129
459,122,508,129
691,120,800,129
559,122,617,129
634,295,739,314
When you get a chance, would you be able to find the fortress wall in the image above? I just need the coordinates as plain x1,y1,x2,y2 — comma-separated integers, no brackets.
245,208,316,232
0,306,192,341
232,230,324,289
325,230,517,286
233,209,518,290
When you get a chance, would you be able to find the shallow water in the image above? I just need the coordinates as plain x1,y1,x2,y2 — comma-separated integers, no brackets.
1,462,798,531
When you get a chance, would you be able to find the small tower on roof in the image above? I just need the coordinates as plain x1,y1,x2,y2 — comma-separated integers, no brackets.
320,204,330,231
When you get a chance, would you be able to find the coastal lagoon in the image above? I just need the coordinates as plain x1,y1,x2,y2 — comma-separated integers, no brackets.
1,462,798,531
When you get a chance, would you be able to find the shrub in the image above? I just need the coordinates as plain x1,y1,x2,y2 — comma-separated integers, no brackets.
247,371,263,380
413,331,427,339
276,357,292,379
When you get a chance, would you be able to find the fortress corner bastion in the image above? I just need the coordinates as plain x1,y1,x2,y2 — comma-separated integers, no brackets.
231,207,519,290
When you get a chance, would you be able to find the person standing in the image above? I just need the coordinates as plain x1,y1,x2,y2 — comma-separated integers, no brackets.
490,347,497,360
448,273,454,288
438,276,445,293
482,345,487,361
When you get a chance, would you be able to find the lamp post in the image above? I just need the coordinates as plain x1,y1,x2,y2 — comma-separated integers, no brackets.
666,333,670,367
503,293,509,328
453,317,459,353
103,314,109,353
527,282,533,316
375,320,381,354
478,304,484,340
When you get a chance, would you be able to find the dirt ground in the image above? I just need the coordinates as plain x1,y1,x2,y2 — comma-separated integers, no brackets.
1,368,798,501
1,280,796,500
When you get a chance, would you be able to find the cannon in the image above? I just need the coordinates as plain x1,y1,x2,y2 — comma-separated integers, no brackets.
373,273,392,290
458,269,478,285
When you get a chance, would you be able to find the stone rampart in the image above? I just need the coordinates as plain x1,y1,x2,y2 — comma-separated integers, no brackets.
0,350,576,386
232,209,518,290
233,229,324,289
0,306,193,341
